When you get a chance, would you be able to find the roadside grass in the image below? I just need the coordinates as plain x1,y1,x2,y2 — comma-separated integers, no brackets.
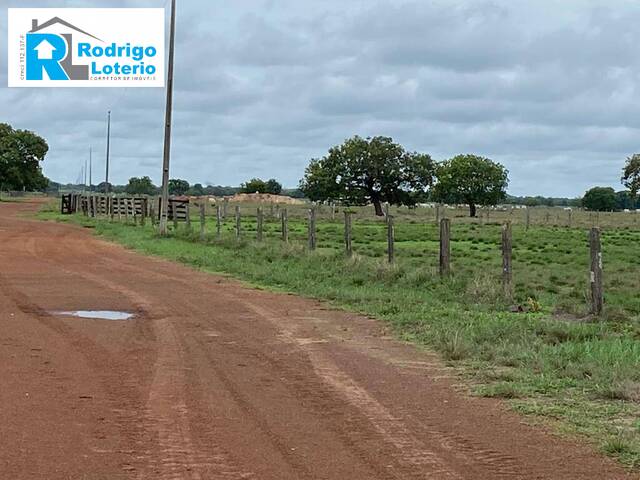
39,207,640,468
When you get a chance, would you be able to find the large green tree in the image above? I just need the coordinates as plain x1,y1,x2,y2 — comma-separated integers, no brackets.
300,136,435,216
583,187,616,211
622,154,640,197
125,176,157,195
0,123,49,191
432,154,508,217
168,178,190,195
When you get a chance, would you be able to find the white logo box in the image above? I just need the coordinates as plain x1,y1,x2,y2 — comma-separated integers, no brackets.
7,8,165,87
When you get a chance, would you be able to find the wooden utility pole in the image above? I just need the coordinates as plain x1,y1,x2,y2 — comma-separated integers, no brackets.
89,146,93,192
104,112,110,193
159,0,177,235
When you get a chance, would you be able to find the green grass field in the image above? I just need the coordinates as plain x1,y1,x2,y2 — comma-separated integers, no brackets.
40,200,640,468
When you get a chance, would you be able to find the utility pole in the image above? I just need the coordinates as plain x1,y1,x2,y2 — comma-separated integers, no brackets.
159,0,177,235
89,146,92,192
105,110,111,194
83,158,87,193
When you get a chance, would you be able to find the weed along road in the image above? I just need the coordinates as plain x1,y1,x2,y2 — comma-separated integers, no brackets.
0,201,633,480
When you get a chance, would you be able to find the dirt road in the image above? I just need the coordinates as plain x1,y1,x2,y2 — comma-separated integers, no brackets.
0,200,633,480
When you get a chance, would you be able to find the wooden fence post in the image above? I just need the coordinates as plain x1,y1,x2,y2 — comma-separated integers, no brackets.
140,199,147,227
235,205,241,240
281,208,289,242
331,203,336,221
185,204,192,230
344,211,353,257
525,208,530,231
439,218,451,276
308,206,317,250
435,204,441,226
590,227,604,315
257,207,264,241
387,213,395,264
223,198,228,219
125,199,130,223
134,198,140,225
216,205,222,238
150,201,156,226
269,203,274,218
568,209,572,228
502,222,513,300
199,203,206,241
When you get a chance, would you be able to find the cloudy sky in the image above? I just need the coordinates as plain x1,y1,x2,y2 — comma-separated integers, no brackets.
2,0,639,197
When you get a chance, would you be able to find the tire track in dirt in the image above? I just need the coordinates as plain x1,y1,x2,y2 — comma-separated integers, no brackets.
94,251,611,480
94,256,455,478
6,228,250,480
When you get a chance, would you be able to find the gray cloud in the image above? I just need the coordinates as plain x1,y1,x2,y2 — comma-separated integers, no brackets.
2,0,640,197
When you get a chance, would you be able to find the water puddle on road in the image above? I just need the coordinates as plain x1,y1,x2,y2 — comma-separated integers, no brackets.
52,310,135,321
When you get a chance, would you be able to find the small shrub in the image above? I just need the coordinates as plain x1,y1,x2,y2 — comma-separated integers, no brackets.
440,330,470,361
466,274,501,304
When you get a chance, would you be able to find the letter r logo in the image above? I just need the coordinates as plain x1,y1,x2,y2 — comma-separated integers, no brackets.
26,33,69,80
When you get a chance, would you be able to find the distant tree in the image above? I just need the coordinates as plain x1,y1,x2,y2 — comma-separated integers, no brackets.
0,123,49,191
265,178,282,195
615,190,637,210
583,187,616,211
568,197,583,208
96,181,114,193
622,154,640,198
300,136,435,216
282,188,305,199
47,180,61,193
188,183,205,196
125,176,156,195
241,178,268,194
241,178,281,195
204,185,240,196
432,154,508,217
168,178,190,196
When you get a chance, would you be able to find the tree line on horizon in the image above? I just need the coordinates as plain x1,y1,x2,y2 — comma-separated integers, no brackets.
3,121,640,214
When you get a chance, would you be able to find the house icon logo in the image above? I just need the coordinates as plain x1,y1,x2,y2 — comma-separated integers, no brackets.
27,17,102,80
8,8,165,88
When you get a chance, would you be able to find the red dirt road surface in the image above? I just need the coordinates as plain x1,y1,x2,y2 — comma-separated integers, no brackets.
0,200,635,480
